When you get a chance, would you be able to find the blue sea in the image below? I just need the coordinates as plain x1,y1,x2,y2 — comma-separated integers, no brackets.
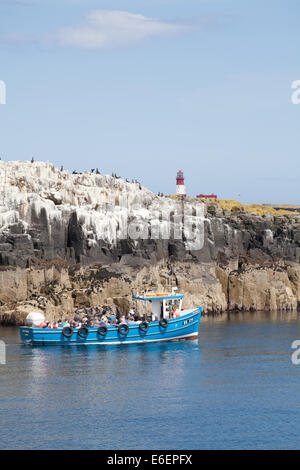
1,311,300,450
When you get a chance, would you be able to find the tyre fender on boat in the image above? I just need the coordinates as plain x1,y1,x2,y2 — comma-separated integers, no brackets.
139,321,149,333
97,325,108,336
62,326,73,338
78,326,89,338
159,318,168,329
118,324,129,336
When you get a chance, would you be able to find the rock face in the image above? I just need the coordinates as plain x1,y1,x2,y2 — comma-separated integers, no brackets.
0,160,299,323
227,264,299,312
0,160,205,267
0,261,300,325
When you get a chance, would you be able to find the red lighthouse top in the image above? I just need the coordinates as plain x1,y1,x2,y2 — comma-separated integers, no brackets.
176,170,184,185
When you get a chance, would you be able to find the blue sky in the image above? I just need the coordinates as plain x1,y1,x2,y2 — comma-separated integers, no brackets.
0,0,299,204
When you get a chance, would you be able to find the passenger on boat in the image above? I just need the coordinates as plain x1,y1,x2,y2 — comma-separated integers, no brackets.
108,313,116,323
119,315,127,325
126,313,137,325
170,305,176,318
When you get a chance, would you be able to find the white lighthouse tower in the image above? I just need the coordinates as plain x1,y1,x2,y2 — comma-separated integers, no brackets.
176,170,186,198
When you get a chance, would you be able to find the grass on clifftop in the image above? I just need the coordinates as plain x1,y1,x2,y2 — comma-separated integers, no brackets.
210,199,292,216
166,194,293,216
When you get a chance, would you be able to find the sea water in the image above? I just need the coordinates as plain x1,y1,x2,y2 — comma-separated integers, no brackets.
1,311,300,450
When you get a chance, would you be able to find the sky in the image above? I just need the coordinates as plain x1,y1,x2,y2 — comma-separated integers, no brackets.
0,0,299,204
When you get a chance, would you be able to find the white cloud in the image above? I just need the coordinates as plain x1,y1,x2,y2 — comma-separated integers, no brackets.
44,10,190,49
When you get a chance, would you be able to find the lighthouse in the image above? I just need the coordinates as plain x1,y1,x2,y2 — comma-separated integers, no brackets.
176,170,186,198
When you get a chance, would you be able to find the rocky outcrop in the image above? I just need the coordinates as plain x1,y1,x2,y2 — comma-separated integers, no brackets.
0,160,299,324
0,160,299,268
0,260,299,325
227,263,299,312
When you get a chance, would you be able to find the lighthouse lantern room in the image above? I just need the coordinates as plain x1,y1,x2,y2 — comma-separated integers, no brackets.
176,170,186,198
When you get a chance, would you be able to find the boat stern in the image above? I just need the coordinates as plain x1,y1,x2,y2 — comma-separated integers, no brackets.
19,326,34,344
185,306,201,339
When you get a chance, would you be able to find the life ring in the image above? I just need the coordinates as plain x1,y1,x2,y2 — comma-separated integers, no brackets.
78,326,89,338
118,324,129,336
97,325,108,336
62,326,73,338
159,318,168,329
139,321,149,333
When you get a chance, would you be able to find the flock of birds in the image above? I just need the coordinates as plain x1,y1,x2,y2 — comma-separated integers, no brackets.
29,157,163,195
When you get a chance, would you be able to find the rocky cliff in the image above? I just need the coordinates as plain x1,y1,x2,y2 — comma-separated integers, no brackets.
0,160,299,324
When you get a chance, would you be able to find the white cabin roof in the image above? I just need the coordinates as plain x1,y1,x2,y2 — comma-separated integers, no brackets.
132,294,184,302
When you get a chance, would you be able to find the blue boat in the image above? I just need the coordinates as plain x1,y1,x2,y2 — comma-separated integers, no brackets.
19,290,201,346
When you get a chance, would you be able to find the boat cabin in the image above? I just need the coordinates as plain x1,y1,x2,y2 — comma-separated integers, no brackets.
133,288,184,321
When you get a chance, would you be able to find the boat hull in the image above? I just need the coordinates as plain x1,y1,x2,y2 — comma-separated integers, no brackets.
19,307,201,346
